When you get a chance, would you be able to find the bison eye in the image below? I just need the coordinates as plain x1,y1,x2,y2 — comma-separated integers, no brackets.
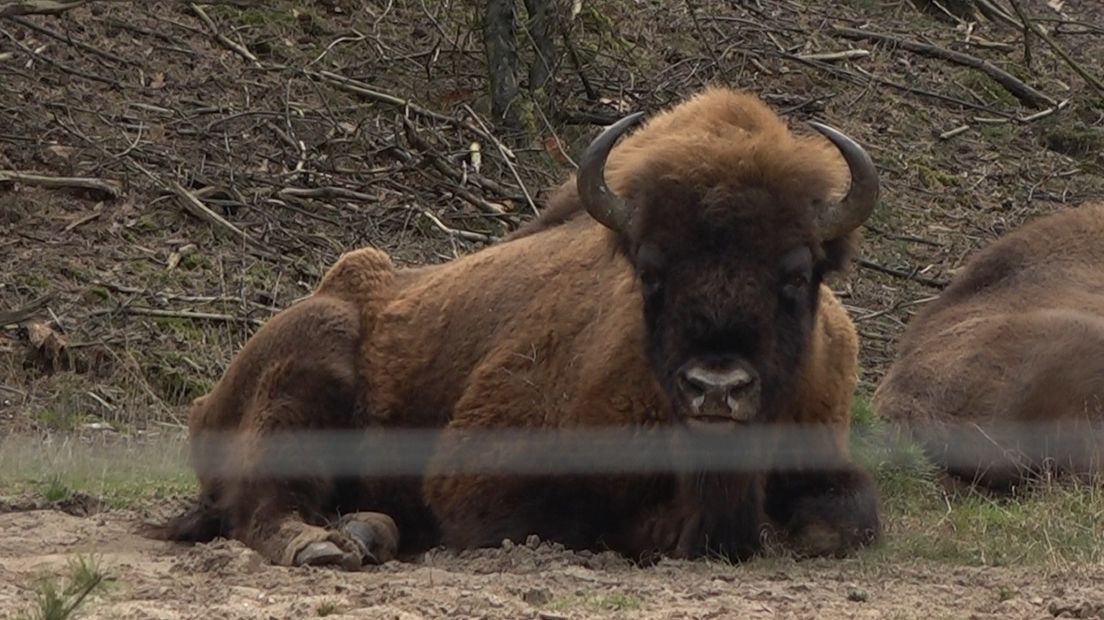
785,272,809,289
779,246,813,301
640,270,663,297
781,272,809,301
635,243,666,297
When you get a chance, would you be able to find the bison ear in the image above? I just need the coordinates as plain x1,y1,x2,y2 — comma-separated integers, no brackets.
818,230,859,277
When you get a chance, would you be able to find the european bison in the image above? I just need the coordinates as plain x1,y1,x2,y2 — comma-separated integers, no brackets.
874,202,1104,490
150,87,883,569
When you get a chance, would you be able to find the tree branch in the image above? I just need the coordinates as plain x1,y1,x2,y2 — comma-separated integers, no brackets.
831,26,1056,109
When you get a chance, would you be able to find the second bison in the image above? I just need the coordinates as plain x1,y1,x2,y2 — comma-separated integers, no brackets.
151,86,883,568
874,202,1104,490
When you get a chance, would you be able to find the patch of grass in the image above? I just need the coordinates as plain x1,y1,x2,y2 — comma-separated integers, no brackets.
959,72,1019,107
1042,123,1104,159
41,475,73,503
315,601,340,616
850,396,878,430
849,407,1104,567
179,252,213,272
15,555,112,620
0,435,196,508
31,389,89,432
913,160,960,189
143,349,213,406
81,285,111,303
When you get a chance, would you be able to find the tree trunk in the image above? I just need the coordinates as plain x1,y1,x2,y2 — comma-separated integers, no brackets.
522,0,556,100
484,0,520,130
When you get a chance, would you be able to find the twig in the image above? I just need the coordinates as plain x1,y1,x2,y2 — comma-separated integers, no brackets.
307,69,512,154
86,390,115,412
1003,0,1104,96
0,170,122,198
831,26,1056,108
796,49,870,62
115,306,265,327
939,124,970,140
0,294,54,326
1005,0,1033,66
307,69,457,126
857,258,948,289
189,3,258,65
783,53,1014,117
169,180,257,247
0,28,125,88
420,210,496,243
400,119,511,218
1,0,259,14
1018,98,1069,122
278,186,379,203
62,206,103,232
0,0,87,16
94,281,274,311
9,15,138,66
855,295,940,322
461,104,538,217
974,0,1021,28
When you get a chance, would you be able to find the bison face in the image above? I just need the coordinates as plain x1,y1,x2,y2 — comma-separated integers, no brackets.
630,192,823,425
576,111,879,426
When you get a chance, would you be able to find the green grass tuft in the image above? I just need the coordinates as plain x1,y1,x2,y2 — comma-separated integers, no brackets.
15,554,112,620
849,399,1104,567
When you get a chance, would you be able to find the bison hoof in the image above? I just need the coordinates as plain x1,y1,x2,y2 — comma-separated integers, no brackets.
295,541,360,571
336,512,399,565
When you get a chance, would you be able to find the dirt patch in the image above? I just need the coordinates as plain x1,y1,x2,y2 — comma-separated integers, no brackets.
0,507,1101,619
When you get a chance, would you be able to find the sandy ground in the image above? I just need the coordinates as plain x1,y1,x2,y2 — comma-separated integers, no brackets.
1,505,1101,620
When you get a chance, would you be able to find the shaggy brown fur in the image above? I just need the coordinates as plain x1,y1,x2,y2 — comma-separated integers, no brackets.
874,202,1104,489
150,87,881,568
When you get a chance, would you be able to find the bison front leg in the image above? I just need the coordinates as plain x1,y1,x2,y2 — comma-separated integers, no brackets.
608,474,767,563
160,296,403,571
764,426,881,557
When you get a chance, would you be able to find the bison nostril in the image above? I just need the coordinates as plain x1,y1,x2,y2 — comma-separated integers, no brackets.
679,363,758,416
682,366,753,392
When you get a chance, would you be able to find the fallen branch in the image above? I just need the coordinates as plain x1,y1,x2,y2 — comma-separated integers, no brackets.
189,2,258,65
170,180,257,247
461,104,538,217
783,53,1014,117
400,119,511,218
1,0,262,17
796,49,870,62
118,306,265,327
1004,0,1104,96
831,26,1056,108
939,124,970,140
857,258,948,289
0,170,122,198
308,69,457,126
420,210,497,243
306,69,509,150
0,0,88,16
0,294,54,326
278,186,379,203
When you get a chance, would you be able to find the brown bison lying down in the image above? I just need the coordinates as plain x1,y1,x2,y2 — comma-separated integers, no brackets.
149,87,883,569
874,202,1104,490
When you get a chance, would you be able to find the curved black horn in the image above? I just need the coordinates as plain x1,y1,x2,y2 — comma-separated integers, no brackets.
808,122,880,241
577,111,647,234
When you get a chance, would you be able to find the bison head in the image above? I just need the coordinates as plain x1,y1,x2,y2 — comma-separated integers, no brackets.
577,102,879,427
